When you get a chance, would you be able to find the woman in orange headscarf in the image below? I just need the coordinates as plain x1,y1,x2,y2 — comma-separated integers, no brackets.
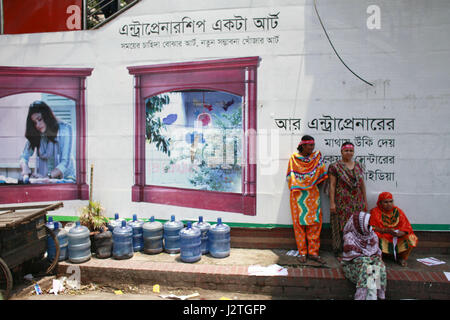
287,135,328,264
369,192,418,267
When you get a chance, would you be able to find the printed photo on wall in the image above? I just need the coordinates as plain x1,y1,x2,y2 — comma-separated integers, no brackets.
0,93,77,185
145,90,243,193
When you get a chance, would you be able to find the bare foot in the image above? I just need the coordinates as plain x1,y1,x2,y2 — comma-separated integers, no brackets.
399,259,408,267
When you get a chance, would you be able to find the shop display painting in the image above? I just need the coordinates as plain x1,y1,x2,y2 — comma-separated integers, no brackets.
145,90,243,193
0,93,77,185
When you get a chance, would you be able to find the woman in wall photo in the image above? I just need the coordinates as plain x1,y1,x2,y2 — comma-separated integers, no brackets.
19,100,76,182
328,142,368,258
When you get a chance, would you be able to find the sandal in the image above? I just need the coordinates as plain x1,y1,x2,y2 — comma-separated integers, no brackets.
309,255,326,264
297,255,307,263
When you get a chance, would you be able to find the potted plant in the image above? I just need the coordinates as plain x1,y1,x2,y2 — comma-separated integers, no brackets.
79,164,108,252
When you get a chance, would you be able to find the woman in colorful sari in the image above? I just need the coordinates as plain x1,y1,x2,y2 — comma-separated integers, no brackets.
342,211,387,300
328,142,368,257
369,192,418,267
286,135,328,264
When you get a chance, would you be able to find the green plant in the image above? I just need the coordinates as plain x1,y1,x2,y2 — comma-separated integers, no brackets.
146,95,172,156
80,201,108,232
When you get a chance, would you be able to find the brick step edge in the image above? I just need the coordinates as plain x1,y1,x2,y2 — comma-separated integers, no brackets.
57,260,450,300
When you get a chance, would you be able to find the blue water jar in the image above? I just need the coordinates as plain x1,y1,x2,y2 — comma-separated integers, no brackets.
208,218,230,258
163,215,183,254
192,216,211,254
107,213,125,233
129,214,144,252
68,221,91,263
143,216,164,254
94,228,113,259
180,222,202,263
113,220,134,260
47,221,68,261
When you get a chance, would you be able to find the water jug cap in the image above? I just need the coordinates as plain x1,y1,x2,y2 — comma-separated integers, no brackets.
217,217,222,225
187,221,192,229
150,216,155,222
171,215,175,222
121,220,126,228
76,221,81,227
54,222,59,230
199,216,203,222
115,213,119,220
48,216,53,222
133,214,137,221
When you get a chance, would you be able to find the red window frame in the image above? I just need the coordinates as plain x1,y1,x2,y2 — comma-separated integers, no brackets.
0,66,93,204
128,57,259,215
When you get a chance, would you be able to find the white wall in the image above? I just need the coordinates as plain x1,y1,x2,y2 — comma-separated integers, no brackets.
1,0,449,229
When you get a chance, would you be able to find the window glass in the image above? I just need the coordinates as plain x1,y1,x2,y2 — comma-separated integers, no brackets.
145,90,243,193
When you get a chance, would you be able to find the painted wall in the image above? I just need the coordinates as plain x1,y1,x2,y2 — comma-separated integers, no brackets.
0,0,449,230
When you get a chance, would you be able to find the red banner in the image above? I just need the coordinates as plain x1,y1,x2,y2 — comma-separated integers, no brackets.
3,0,83,34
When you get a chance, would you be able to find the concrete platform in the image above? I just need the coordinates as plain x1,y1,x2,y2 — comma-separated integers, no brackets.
56,248,450,300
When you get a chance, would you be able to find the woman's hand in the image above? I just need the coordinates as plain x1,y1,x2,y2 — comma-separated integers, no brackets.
50,168,63,179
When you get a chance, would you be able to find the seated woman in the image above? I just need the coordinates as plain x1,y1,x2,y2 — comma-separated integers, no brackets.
369,192,418,267
19,100,76,182
341,211,386,300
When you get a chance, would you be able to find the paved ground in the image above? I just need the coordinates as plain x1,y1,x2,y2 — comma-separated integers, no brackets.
6,248,450,300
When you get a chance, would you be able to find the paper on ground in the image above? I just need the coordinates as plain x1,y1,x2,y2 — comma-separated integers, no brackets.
285,250,299,257
159,292,199,300
416,257,446,266
444,272,450,281
248,264,288,276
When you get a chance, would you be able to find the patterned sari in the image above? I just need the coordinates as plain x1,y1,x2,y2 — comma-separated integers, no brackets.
328,161,366,252
370,205,418,257
286,151,328,226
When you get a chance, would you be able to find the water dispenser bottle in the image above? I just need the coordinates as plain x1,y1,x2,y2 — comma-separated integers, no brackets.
143,216,164,254
163,215,183,254
180,222,202,263
68,221,91,263
192,216,211,254
113,220,134,260
208,218,230,258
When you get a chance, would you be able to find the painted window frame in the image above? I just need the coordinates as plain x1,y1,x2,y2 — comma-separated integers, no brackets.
0,66,93,204
128,57,259,215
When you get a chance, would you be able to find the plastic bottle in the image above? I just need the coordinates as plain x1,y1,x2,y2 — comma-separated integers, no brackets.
94,228,113,259
208,218,231,258
192,216,211,254
107,213,125,233
143,216,164,254
180,222,202,263
54,222,68,261
112,220,134,260
163,215,184,254
68,221,91,263
129,214,144,252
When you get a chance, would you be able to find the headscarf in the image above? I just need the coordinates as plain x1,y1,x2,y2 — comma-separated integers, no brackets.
377,192,393,211
342,211,381,261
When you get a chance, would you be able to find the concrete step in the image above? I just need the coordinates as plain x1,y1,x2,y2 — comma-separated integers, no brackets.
56,249,450,300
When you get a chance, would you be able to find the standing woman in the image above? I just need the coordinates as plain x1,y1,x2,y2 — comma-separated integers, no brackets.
19,101,76,181
286,135,328,264
328,142,368,257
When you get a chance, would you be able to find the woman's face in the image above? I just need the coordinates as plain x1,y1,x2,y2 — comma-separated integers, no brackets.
341,147,354,161
31,112,47,134
380,199,394,212
302,143,315,155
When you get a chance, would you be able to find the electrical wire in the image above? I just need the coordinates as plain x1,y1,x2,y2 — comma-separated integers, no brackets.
313,0,374,86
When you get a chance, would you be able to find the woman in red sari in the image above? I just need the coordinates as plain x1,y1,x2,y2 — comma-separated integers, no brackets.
369,192,418,267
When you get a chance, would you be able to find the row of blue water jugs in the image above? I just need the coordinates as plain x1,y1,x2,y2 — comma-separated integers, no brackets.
46,214,230,263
